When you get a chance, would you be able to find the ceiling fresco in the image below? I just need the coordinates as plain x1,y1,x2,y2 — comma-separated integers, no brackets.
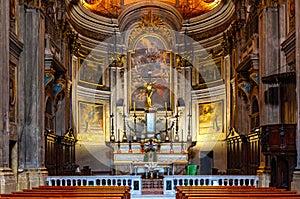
81,0,221,19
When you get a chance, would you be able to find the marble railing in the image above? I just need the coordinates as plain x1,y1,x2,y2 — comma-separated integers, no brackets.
163,175,259,195
46,175,259,197
46,175,142,195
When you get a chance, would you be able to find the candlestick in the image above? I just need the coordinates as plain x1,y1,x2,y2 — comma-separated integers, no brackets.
123,103,125,115
134,101,136,113
165,101,167,112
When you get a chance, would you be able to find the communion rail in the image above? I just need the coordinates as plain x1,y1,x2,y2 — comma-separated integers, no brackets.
46,175,259,197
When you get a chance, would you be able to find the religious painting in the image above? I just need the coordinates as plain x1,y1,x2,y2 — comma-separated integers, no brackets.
198,57,222,85
198,100,223,135
78,102,104,136
79,58,104,87
130,36,171,110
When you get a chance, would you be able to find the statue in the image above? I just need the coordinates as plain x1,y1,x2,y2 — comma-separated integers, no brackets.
145,82,156,108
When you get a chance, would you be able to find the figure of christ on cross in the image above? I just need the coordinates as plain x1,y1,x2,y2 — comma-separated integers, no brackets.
145,82,156,108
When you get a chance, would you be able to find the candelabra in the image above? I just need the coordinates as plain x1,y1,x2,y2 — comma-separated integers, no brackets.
133,102,138,142
110,114,115,142
187,103,192,142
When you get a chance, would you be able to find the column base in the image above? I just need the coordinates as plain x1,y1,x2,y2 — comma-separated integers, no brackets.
291,170,300,192
0,167,17,194
17,168,48,191
257,167,271,187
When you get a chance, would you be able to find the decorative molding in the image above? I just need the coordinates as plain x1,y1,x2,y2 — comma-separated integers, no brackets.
238,81,250,100
54,78,66,102
44,68,55,88
250,72,259,86
9,32,23,62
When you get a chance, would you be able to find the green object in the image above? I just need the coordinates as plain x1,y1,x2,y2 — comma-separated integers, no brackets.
186,165,198,175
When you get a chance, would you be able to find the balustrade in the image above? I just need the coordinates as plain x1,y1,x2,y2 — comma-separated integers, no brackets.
46,174,258,197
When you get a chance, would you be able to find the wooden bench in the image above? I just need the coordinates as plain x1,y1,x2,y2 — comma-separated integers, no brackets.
0,185,130,199
176,186,300,199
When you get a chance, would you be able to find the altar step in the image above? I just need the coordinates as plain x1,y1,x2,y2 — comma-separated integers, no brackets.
142,178,164,195
132,194,175,199
142,188,164,195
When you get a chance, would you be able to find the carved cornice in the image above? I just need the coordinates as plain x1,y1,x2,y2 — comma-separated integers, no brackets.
9,32,23,62
281,30,295,66
236,54,259,73
262,72,296,85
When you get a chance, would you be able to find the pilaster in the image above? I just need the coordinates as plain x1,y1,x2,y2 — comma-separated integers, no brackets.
291,0,300,192
17,5,47,182
0,168,16,194
259,4,280,125
0,0,17,194
257,168,271,187
17,168,48,191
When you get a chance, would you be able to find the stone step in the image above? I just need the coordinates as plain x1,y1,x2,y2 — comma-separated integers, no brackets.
132,194,175,199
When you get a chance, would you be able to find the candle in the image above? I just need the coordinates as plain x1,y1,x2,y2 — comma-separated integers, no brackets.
165,101,167,112
123,103,125,115
118,129,120,142
134,102,136,113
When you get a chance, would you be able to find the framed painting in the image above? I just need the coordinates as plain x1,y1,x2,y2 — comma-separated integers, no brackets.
78,101,104,135
130,36,171,110
198,100,223,134
198,57,222,85
79,57,104,87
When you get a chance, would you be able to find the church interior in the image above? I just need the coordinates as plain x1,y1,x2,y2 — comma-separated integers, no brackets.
1,0,300,197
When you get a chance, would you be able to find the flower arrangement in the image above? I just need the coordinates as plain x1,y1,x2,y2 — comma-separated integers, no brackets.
144,162,160,172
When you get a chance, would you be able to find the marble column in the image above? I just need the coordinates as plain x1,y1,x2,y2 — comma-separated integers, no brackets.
0,0,17,194
291,0,300,192
17,6,47,191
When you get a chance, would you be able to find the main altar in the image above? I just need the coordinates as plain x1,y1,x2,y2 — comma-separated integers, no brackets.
109,93,194,175
109,89,194,175
112,141,190,175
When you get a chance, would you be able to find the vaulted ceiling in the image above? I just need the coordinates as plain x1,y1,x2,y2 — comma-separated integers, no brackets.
81,0,222,19
67,0,234,53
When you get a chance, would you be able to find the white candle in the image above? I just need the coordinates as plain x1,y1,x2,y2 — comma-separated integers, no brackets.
165,102,167,114
134,102,136,112
123,103,125,114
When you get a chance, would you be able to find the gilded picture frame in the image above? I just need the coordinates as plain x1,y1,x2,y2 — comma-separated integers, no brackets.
78,101,104,136
129,35,171,111
198,100,223,135
79,57,104,87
